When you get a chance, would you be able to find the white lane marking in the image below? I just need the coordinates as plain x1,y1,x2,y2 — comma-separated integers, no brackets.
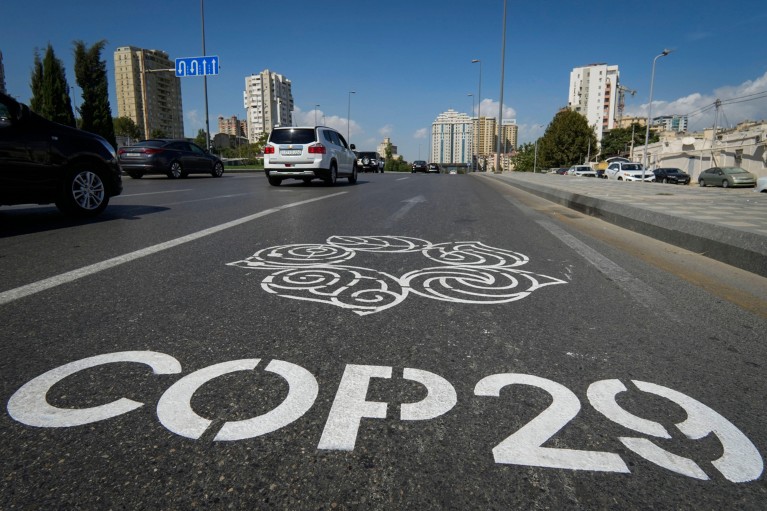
382,195,425,228
0,193,346,306
114,189,194,198
535,219,673,319
160,193,252,206
396,177,410,181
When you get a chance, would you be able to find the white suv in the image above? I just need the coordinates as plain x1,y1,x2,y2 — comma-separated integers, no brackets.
566,165,597,177
263,126,357,186
605,161,654,182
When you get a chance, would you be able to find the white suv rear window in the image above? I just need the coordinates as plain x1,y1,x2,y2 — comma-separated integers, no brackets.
269,129,316,144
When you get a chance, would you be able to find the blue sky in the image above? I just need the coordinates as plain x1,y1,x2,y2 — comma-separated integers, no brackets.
3,0,766,161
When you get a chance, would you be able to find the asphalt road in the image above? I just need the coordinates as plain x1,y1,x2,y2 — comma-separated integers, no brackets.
2,172,766,509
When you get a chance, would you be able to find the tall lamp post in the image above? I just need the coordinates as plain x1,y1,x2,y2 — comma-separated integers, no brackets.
642,49,672,179
347,91,355,143
468,93,475,170
495,0,508,173
533,125,542,173
315,104,320,126
471,59,482,170
201,0,211,151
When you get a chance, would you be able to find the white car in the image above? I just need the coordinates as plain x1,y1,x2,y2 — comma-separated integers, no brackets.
605,162,655,182
755,176,767,193
264,126,357,186
566,165,597,177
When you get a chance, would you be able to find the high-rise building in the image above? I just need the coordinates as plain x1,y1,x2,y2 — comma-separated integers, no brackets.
243,69,293,143
0,50,6,94
431,109,473,165
473,116,496,157
499,122,518,152
653,115,688,133
218,115,247,138
568,63,620,142
113,46,184,139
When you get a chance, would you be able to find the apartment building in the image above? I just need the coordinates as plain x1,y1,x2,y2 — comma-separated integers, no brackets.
377,137,398,158
499,122,518,152
243,69,293,143
431,109,473,165
653,115,688,133
113,46,184,139
473,116,496,157
218,115,247,138
568,63,620,142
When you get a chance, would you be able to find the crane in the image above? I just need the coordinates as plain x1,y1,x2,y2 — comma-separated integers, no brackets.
616,84,637,126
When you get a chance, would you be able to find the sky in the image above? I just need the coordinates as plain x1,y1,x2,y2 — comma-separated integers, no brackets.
2,0,766,161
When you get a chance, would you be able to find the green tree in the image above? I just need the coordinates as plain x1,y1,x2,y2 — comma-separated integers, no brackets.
29,44,75,126
600,123,659,159
150,128,167,138
537,110,595,168
194,129,207,148
74,40,116,147
509,142,536,172
113,116,141,141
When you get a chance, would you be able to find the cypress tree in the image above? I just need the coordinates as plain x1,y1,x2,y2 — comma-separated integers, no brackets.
31,44,75,126
74,40,116,147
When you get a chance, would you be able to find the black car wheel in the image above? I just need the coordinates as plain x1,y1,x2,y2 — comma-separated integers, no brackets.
325,164,337,186
348,164,358,184
128,171,143,179
211,162,224,177
56,168,109,216
722,180,729,188
167,161,182,179
267,175,282,186
699,180,706,187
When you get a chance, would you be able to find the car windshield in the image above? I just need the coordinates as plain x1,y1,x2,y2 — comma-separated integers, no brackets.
664,169,682,174
623,164,643,171
269,128,316,145
722,167,747,175
358,152,376,158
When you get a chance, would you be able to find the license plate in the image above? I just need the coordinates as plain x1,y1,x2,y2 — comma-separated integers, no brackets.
281,149,301,156
122,153,140,158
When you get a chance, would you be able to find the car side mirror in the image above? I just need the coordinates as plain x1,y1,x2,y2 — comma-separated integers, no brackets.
349,144,355,150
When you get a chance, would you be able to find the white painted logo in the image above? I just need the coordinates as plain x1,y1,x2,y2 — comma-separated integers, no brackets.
6,352,763,483
227,236,566,315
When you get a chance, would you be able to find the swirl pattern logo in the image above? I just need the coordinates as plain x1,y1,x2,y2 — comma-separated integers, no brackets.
228,236,566,316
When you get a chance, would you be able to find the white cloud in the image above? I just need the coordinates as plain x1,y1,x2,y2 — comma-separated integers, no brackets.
414,128,428,139
626,71,767,131
379,124,393,137
476,99,516,121
290,106,361,138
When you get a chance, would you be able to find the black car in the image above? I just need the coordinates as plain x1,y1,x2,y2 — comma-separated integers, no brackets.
411,160,428,173
0,92,122,216
654,167,690,185
427,163,441,173
355,151,383,173
118,139,224,179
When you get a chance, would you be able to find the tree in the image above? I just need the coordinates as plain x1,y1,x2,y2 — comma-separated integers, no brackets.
537,109,596,168
150,128,167,138
74,40,116,147
29,44,75,127
509,142,536,172
600,123,659,159
194,129,207,148
113,116,141,141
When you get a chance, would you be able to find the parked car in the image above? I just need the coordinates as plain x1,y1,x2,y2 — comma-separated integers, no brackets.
412,160,428,173
0,92,122,216
427,163,441,173
605,161,654,182
653,167,690,185
566,165,597,177
555,168,569,175
118,139,224,179
698,167,756,188
263,126,357,186
757,176,767,193
355,151,384,173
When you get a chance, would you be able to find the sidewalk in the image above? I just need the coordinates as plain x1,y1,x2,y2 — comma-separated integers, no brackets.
480,172,767,277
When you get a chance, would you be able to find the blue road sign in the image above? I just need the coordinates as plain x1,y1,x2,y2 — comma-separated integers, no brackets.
175,56,219,77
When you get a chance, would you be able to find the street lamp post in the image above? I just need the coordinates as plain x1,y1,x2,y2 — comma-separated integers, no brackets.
347,91,355,143
471,59,482,170
315,104,320,126
468,93,475,170
533,125,542,173
495,0,507,173
642,49,672,180
201,0,211,150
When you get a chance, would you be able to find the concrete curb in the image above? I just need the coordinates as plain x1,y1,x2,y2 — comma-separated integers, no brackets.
483,174,767,278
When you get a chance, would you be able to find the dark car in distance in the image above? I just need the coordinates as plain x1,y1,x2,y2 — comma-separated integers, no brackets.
0,92,122,216
355,151,384,173
654,167,690,185
118,139,224,179
411,160,428,173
